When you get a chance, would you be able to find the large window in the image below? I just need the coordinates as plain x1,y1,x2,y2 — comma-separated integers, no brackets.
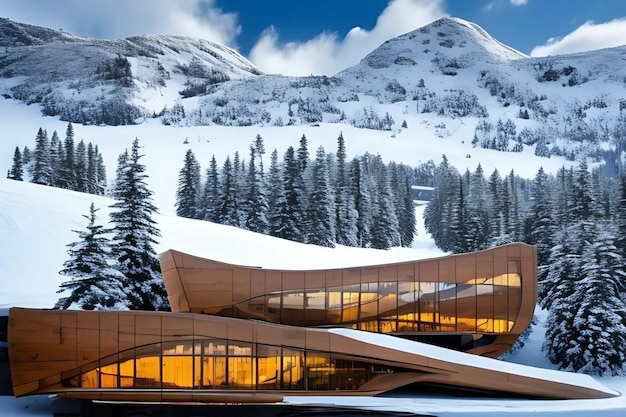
234,256,524,335
73,339,387,392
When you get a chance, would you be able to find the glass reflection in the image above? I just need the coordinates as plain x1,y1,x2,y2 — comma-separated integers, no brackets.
233,260,523,336
75,339,385,393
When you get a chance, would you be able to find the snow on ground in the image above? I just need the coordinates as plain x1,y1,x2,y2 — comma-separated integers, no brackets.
1,98,626,415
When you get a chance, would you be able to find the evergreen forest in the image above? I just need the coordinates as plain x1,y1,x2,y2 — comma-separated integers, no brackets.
7,125,626,377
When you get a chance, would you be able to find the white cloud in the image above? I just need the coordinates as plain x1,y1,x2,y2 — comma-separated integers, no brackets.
2,0,241,47
530,18,626,57
249,0,446,76
510,0,528,6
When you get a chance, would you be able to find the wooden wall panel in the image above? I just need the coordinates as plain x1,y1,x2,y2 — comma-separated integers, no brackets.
8,304,617,401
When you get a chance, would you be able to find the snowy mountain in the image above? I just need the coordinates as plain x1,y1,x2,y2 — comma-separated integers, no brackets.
0,17,261,124
2,16,625,164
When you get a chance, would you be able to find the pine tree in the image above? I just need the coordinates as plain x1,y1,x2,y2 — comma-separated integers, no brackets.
244,145,269,233
175,149,202,219
616,175,626,260
231,151,245,227
334,133,358,246
111,149,129,199
75,139,88,192
450,176,470,253
389,162,416,247
525,167,554,264
60,122,76,190
424,155,459,251
305,146,335,247
96,148,107,195
7,146,23,181
200,156,220,222
218,156,240,226
466,164,491,251
48,130,61,187
266,149,285,237
109,138,168,310
55,203,125,310
369,156,401,249
29,128,52,185
540,229,580,366
350,157,373,247
567,230,626,375
276,146,305,242
22,145,32,167
297,134,309,173
86,143,98,194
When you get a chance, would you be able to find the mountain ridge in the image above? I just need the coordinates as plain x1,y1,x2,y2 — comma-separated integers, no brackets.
1,16,625,167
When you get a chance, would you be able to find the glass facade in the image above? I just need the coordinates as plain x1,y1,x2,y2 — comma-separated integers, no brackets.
233,260,522,334
70,339,388,392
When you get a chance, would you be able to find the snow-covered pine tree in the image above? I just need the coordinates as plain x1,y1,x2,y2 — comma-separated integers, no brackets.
305,146,335,247
389,162,416,248
86,143,106,195
525,167,554,265
200,155,220,222
265,149,284,237
564,229,626,376
48,130,61,187
55,203,124,310
60,122,76,190
349,157,372,248
540,230,580,368
368,155,401,249
616,175,626,260
218,155,240,227
111,149,129,199
232,151,246,227
74,139,88,193
95,146,107,195
276,146,305,242
109,138,168,310
466,164,492,251
450,175,470,253
175,149,202,219
244,144,269,233
333,133,358,246
424,155,460,251
7,146,23,181
29,128,52,185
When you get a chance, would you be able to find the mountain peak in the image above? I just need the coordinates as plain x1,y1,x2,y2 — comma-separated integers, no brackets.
356,16,527,71
430,16,528,60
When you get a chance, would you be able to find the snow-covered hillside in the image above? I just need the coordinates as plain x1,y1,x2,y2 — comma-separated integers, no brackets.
2,16,625,165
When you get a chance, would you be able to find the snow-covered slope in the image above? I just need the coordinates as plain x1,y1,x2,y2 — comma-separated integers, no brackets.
2,16,625,164
0,17,261,124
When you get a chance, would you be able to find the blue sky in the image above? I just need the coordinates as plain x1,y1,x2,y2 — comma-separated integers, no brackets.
215,0,625,57
2,0,626,75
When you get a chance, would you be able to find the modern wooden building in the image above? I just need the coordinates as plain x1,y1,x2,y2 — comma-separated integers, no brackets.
4,243,618,402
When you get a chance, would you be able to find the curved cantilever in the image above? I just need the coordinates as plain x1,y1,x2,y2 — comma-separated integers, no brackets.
159,242,538,358
7,307,617,401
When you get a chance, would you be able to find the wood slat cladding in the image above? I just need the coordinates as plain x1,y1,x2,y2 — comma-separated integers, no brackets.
7,307,616,400
160,243,538,354
14,243,612,403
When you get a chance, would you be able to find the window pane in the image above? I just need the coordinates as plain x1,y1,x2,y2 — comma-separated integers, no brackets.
162,356,193,388
202,356,226,388
99,362,118,388
281,348,304,390
228,357,255,389
135,356,160,388
257,344,281,389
